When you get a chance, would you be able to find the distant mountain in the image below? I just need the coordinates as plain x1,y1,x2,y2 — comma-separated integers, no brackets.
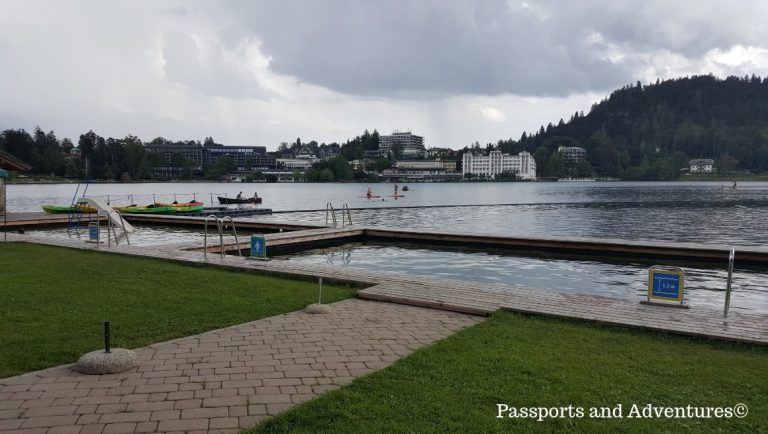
517,75,768,180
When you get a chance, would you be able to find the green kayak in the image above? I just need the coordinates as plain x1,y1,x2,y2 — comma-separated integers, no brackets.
42,204,98,214
117,204,205,214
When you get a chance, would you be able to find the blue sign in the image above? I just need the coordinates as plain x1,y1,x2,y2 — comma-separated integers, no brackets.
250,235,266,258
647,267,685,303
89,222,99,242
652,274,680,298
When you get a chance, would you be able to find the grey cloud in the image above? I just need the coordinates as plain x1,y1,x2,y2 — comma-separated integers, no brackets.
161,29,271,100
214,0,768,98
215,0,627,98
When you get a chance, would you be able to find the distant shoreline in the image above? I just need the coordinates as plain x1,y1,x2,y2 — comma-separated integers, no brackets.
7,176,768,185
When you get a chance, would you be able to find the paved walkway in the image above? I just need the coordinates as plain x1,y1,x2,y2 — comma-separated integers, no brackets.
0,299,482,434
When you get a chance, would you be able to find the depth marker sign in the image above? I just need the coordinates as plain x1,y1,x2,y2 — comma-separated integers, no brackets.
646,266,686,306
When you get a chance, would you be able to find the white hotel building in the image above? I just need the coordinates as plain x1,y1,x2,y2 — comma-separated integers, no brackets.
462,150,537,180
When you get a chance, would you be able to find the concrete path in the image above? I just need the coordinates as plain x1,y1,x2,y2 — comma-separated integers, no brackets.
0,299,482,434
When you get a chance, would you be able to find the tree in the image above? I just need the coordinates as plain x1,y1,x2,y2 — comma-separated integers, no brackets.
576,159,593,177
496,170,517,181
547,152,566,177
123,135,144,179
319,168,335,182
533,146,550,176
717,154,739,174
390,142,404,160
64,159,79,178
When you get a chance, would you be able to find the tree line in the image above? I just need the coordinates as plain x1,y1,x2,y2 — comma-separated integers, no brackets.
7,75,768,181
517,75,768,179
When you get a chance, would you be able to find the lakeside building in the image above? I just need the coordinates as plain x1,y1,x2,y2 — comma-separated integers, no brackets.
395,160,457,172
462,150,537,180
379,131,425,158
557,146,587,165
379,168,462,182
145,143,276,178
689,159,715,173
277,158,315,171
427,147,457,159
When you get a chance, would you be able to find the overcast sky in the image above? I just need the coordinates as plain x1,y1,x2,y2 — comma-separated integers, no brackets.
2,1,768,151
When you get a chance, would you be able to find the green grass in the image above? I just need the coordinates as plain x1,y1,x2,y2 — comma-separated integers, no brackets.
0,243,358,379
249,311,768,433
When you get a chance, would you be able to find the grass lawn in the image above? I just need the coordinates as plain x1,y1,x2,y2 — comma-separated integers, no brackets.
250,311,768,433
0,243,358,379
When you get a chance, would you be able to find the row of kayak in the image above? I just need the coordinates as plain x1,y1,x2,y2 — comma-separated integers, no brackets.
42,201,205,215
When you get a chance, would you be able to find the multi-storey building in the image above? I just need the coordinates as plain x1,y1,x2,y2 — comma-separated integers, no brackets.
145,142,276,178
204,144,274,170
557,146,587,166
395,159,457,172
379,132,425,157
462,150,537,180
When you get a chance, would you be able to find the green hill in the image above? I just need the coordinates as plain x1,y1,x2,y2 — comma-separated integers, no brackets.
516,75,768,180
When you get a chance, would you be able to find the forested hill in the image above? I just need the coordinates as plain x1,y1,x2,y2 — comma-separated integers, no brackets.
517,75,768,179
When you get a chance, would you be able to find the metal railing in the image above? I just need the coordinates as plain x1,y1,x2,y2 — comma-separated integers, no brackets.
342,203,352,227
325,203,337,228
204,215,241,259
724,248,735,317
67,181,90,234
325,203,353,228
93,210,131,247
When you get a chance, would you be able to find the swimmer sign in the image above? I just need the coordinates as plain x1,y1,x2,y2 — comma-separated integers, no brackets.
250,235,267,259
644,265,687,308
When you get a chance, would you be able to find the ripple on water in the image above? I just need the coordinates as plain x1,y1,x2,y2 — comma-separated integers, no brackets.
279,242,768,313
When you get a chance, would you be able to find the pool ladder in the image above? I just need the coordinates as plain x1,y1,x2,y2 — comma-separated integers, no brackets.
204,215,242,260
325,203,352,228
67,180,90,235
92,210,131,247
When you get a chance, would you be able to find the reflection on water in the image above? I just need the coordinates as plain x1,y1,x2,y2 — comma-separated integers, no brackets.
280,241,768,312
255,200,768,246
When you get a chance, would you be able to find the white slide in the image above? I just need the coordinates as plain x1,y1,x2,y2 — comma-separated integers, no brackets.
78,197,135,233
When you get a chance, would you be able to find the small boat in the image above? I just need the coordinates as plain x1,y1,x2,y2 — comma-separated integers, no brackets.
402,186,410,191
388,194,406,198
42,204,98,214
218,196,262,204
117,203,205,214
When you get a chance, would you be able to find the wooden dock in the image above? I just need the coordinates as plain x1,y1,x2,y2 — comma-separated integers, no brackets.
6,212,768,266
1,211,319,232
3,228,768,345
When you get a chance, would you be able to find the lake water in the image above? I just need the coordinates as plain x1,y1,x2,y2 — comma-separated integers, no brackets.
8,181,768,245
8,181,768,312
277,241,768,312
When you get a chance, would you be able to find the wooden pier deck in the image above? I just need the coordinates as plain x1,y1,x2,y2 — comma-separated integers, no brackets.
3,228,768,345
7,212,768,266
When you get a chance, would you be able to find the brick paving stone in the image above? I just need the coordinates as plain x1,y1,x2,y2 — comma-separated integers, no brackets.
1,298,481,433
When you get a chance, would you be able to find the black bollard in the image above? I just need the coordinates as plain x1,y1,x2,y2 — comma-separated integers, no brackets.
104,321,111,353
